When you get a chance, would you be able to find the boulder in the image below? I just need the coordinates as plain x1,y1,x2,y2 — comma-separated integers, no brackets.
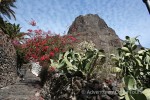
0,30,17,88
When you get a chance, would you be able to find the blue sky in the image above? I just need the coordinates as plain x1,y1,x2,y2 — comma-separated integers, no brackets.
7,0,150,47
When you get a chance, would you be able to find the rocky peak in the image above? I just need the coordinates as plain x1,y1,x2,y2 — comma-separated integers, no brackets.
68,14,108,34
67,14,122,54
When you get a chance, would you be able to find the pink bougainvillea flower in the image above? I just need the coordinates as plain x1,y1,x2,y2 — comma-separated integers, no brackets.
43,46,49,52
54,47,59,52
29,20,36,26
40,55,49,61
49,51,55,57
27,29,33,33
38,29,42,33
34,29,42,35
35,43,39,47
70,36,77,41
41,40,47,45
36,48,40,53
47,30,51,34
31,54,38,59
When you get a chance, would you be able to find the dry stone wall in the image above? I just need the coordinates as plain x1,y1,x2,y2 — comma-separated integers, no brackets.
0,30,17,88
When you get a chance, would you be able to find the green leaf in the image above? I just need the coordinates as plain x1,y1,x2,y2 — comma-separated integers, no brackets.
126,36,130,40
119,87,127,96
130,90,147,100
67,65,78,71
146,64,149,70
58,53,63,60
57,60,66,69
125,53,131,57
98,54,105,58
111,57,119,61
142,88,150,100
123,75,137,90
135,58,143,67
110,54,116,57
138,50,145,54
146,55,150,64
121,47,130,52
125,93,134,100
111,67,121,73
132,45,137,50
119,96,125,99
130,37,137,44
85,60,92,72
139,56,143,60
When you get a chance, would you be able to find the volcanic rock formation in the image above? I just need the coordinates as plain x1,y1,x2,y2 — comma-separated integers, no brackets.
68,14,122,54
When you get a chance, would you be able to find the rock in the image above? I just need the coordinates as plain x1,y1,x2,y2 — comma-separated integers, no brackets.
0,30,17,88
68,14,122,55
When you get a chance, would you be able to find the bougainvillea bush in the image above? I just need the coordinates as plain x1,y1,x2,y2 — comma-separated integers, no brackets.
18,20,77,64
23,31,77,63
12,20,78,85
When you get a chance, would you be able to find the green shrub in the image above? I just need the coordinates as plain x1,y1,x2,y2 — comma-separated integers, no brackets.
49,48,105,79
111,36,150,100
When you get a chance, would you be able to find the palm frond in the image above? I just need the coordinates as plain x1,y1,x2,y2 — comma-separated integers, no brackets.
0,0,16,20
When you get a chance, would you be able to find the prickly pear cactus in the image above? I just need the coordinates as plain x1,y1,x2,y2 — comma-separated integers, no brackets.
49,48,105,78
